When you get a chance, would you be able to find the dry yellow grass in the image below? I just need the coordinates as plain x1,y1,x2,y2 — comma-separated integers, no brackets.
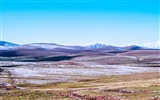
0,71,159,100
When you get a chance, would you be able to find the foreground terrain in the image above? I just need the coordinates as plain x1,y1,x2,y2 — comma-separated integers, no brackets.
0,50,160,100
0,72,159,100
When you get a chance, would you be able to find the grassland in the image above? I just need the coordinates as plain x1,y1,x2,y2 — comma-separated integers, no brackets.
0,71,159,100
0,50,160,100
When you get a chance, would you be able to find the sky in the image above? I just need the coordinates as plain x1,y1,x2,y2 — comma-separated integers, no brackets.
0,0,159,46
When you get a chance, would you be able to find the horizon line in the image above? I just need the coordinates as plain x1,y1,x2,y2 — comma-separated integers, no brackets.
0,40,159,47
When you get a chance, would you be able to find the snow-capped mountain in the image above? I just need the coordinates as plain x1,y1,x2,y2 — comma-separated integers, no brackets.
88,43,126,51
89,43,107,49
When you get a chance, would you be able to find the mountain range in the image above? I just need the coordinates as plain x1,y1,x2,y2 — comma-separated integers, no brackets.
0,41,159,51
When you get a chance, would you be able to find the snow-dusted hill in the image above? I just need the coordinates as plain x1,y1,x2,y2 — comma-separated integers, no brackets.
0,41,18,46
0,41,19,50
0,41,159,51
18,43,85,50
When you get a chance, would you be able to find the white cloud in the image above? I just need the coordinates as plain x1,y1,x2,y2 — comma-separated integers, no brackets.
141,41,160,49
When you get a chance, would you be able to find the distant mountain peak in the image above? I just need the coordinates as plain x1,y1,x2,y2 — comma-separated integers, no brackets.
89,43,107,49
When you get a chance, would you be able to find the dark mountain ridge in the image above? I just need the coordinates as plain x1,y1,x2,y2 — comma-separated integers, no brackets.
0,41,19,46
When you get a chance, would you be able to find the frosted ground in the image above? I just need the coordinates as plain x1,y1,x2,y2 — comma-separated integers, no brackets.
2,61,159,84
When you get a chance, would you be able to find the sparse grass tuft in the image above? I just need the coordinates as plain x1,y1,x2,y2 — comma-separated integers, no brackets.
0,90,72,100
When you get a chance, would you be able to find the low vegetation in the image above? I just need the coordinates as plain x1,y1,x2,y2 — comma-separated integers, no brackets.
0,72,159,100
0,50,160,99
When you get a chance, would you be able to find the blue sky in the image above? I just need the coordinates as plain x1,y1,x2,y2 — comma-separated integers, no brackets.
0,0,159,46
